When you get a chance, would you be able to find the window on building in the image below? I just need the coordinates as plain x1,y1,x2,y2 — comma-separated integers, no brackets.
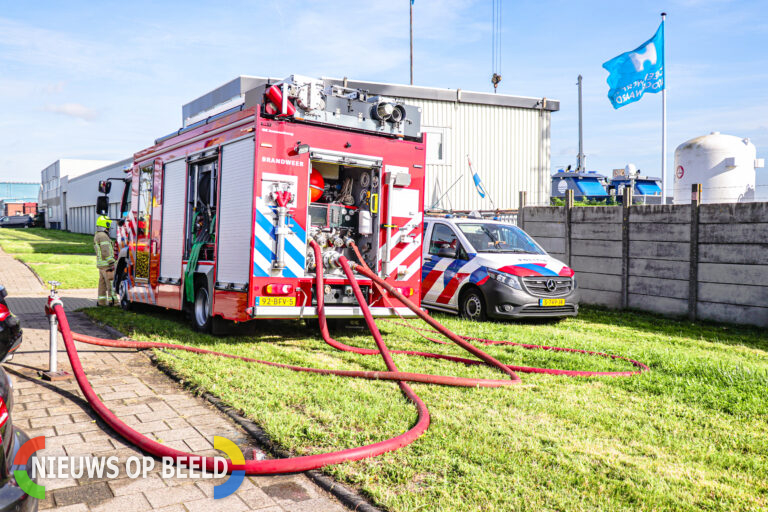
424,129,446,164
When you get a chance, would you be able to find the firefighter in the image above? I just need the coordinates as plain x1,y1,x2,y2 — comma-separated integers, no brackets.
94,215,118,306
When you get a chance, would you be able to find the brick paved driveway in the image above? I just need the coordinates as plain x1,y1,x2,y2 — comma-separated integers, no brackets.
0,249,347,512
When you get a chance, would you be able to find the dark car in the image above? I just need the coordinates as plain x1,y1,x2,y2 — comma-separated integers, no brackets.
0,216,34,229
0,286,38,511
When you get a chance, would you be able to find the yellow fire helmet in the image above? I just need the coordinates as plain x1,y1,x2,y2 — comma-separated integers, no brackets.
96,215,112,229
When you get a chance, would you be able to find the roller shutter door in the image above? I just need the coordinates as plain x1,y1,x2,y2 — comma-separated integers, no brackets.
159,159,187,281
216,138,255,288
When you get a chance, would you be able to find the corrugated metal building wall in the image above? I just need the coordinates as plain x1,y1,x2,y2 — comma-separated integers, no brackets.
66,158,132,236
401,99,551,210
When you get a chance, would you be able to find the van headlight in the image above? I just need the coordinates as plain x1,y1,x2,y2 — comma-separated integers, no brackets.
487,269,522,290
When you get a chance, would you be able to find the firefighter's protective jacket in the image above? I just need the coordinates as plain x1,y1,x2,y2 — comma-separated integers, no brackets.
94,230,115,268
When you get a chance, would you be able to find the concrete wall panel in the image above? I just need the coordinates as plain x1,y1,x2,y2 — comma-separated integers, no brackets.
533,236,566,254
572,239,623,258
571,256,622,275
572,223,622,240
699,244,768,265
699,202,768,224
698,282,767,307
630,223,690,242
629,204,690,223
579,289,622,308
571,207,622,223
698,263,768,286
628,294,688,316
629,276,689,300
525,207,563,222
576,272,623,292
697,302,768,327
524,221,565,238
629,241,690,261
629,258,689,279
699,223,768,244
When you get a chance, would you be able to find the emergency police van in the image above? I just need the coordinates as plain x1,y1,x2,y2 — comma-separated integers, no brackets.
421,215,579,320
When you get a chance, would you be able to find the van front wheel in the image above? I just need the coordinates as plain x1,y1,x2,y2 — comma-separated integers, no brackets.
460,288,487,322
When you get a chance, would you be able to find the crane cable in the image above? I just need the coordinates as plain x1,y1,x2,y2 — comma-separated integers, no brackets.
491,0,502,91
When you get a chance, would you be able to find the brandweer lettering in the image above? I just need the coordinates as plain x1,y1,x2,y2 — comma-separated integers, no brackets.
261,156,305,167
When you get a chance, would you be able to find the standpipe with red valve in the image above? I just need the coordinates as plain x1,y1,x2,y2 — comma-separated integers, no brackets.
41,281,71,381
272,190,293,271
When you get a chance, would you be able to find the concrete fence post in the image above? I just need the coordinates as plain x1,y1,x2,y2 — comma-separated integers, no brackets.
689,183,702,321
518,191,527,230
621,187,633,309
565,189,574,266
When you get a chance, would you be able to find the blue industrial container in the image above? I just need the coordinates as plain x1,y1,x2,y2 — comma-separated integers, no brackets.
608,174,662,204
551,170,609,201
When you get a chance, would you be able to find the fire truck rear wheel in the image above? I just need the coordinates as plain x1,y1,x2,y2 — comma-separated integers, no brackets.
193,286,212,333
117,272,132,311
460,287,487,322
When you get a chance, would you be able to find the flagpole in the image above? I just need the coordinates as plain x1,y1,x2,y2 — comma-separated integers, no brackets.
410,0,414,85
661,12,667,204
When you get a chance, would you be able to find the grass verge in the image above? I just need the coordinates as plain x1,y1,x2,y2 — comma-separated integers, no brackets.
84,305,768,512
0,228,97,288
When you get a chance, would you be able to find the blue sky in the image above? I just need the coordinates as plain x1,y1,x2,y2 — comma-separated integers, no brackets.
1,0,766,196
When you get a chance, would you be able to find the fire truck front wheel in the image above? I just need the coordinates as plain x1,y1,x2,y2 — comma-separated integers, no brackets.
193,285,212,333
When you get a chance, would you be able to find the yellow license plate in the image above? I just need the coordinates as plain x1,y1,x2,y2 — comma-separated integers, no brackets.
255,296,296,307
539,298,566,307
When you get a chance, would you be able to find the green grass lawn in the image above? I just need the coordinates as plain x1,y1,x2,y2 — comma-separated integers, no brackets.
84,305,768,512
0,228,97,288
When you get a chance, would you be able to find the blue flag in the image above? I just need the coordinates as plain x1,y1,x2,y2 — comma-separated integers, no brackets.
472,172,487,198
466,156,487,198
602,22,665,109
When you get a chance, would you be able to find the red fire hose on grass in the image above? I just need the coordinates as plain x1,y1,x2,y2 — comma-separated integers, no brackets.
51,240,647,475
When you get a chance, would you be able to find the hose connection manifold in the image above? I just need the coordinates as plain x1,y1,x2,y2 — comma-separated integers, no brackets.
272,190,293,270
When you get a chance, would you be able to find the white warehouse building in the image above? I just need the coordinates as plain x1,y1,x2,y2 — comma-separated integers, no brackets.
66,158,133,236
40,159,115,229
182,76,559,210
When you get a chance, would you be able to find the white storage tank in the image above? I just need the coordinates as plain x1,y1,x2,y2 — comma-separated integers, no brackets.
673,132,764,204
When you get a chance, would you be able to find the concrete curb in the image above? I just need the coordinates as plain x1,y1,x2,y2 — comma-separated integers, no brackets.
14,258,45,288
146,351,385,512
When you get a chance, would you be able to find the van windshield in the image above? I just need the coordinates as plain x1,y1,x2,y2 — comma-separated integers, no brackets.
457,223,545,254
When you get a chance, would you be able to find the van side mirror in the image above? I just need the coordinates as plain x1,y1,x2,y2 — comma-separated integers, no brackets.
437,247,457,259
98,180,112,194
96,196,109,216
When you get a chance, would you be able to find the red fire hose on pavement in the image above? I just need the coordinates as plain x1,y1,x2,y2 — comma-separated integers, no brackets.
51,239,647,475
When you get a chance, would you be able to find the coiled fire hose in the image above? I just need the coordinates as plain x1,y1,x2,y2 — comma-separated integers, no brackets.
52,239,647,475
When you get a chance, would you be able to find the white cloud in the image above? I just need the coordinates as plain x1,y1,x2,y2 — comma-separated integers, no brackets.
44,103,98,121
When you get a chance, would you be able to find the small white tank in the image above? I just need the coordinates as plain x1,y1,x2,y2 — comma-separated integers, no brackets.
673,132,764,204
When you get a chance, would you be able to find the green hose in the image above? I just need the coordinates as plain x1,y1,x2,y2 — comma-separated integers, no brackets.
184,209,213,302
185,241,204,302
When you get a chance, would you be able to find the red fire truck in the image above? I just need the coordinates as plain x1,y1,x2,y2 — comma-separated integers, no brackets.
98,75,426,332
